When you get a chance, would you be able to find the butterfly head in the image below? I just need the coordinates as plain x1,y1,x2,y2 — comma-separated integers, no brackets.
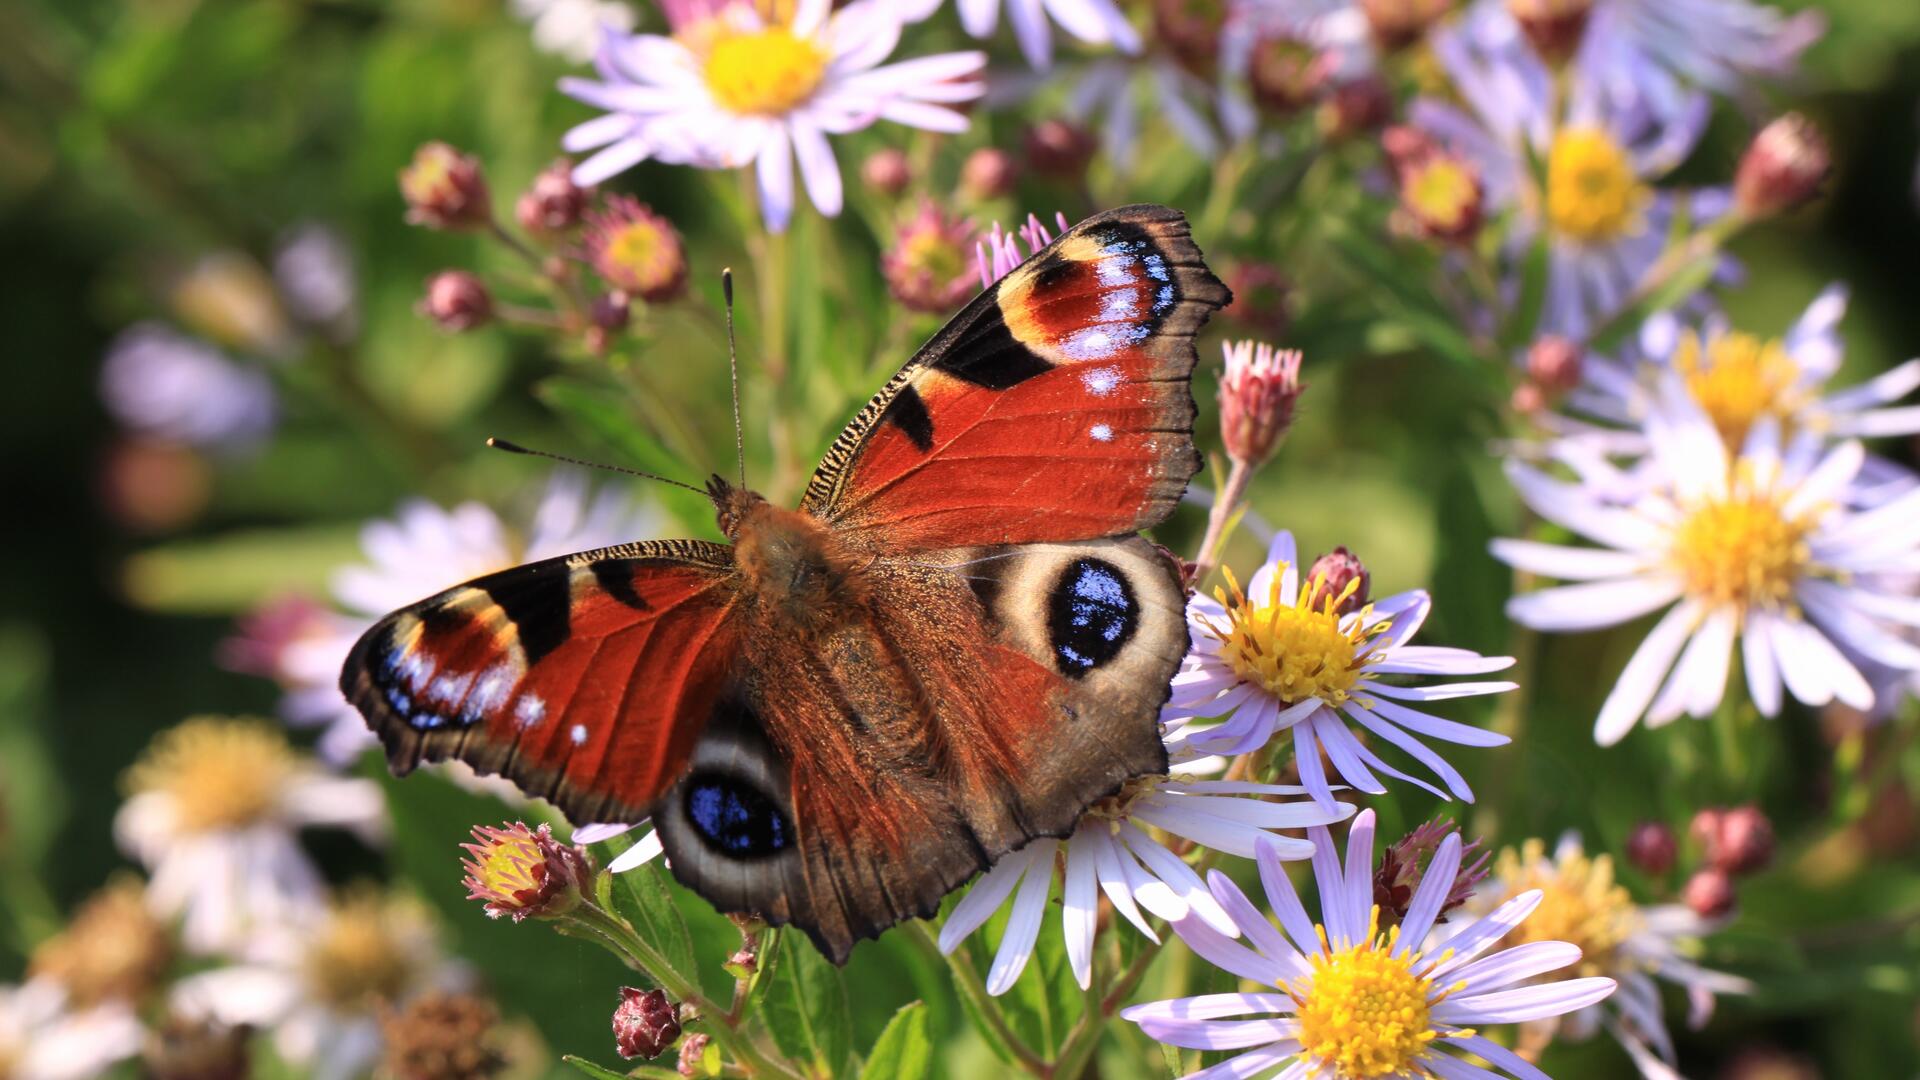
706,474,767,540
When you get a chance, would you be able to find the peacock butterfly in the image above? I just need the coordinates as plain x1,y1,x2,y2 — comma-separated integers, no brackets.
339,205,1230,961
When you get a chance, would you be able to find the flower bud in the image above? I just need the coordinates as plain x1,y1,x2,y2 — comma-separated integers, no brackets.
584,196,688,304
961,147,1020,201
883,202,978,314
861,148,913,196
613,987,681,1061
1505,0,1593,65
1218,341,1304,467
420,271,493,332
1526,335,1583,396
1710,804,1775,875
1248,33,1326,116
1305,547,1371,616
1319,76,1395,140
460,821,592,922
1372,818,1489,931
1024,120,1098,181
515,159,591,235
1682,866,1736,919
1734,112,1830,220
586,292,633,355
381,991,505,1080
1509,381,1546,414
1624,820,1677,876
678,1032,716,1077
1223,262,1292,338
1394,143,1483,245
400,142,491,230
1360,0,1454,52
1153,0,1227,76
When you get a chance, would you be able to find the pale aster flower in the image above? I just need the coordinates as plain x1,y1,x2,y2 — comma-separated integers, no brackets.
952,0,1140,69
515,0,638,63
1465,834,1750,1080
1164,531,1516,811
267,471,658,764
174,891,457,1080
99,323,276,451
938,740,1354,995
1414,25,1723,340
560,0,985,230
115,717,385,955
1122,809,1618,1080
1496,395,1920,743
0,980,144,1080
272,223,358,341
1569,0,1823,128
1054,52,1254,166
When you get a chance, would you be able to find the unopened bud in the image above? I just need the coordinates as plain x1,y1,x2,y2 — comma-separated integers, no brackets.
1248,33,1326,116
1372,818,1489,930
460,821,592,922
1734,113,1830,219
882,201,978,314
516,159,591,234
1305,547,1371,616
677,1032,716,1077
420,272,493,332
1024,120,1098,180
1710,805,1775,875
861,148,913,196
961,147,1020,201
1360,0,1455,52
1319,76,1395,140
613,987,681,1061
1218,341,1304,467
1683,867,1737,919
1510,382,1546,414
1624,820,1677,876
1526,335,1583,396
1153,0,1227,76
400,142,491,230
1506,0,1593,65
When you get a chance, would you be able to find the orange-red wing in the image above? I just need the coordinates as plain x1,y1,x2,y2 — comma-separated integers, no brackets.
339,539,739,825
801,205,1229,551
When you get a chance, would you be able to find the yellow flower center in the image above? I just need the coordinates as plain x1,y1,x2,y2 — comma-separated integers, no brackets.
1670,488,1812,613
125,717,295,833
28,878,171,1010
1292,912,1451,1078
1406,157,1479,233
472,830,545,903
1546,127,1649,245
1674,329,1801,449
704,26,829,115
1496,840,1639,977
302,895,420,1011
1203,565,1388,706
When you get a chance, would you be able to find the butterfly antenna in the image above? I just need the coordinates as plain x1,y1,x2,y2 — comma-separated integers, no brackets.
485,437,706,495
723,268,746,489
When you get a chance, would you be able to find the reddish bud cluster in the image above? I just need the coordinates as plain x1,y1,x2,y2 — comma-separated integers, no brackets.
1373,818,1491,930
961,147,1020,201
613,987,682,1061
400,142,491,230
1693,805,1775,876
516,159,592,235
861,148,913,196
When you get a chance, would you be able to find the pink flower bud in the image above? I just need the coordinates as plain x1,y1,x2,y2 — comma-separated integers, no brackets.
584,197,688,304
1624,820,1677,876
677,1032,714,1078
460,822,593,921
400,142,490,230
961,147,1020,201
1683,867,1737,919
1218,341,1304,467
1526,335,1584,396
1505,0,1593,65
515,159,591,234
1734,113,1830,220
1319,76,1395,140
420,271,492,332
1305,547,1371,616
1248,33,1326,116
1710,804,1775,875
1024,120,1098,180
613,987,681,1061
882,202,978,315
861,148,912,196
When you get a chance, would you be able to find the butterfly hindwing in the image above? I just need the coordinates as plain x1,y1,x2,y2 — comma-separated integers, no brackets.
802,204,1230,550
339,539,740,825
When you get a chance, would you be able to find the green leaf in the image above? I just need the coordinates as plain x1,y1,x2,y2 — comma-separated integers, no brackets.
121,525,365,614
535,375,714,530
760,929,854,1079
858,1002,934,1080
602,834,701,994
562,1055,681,1080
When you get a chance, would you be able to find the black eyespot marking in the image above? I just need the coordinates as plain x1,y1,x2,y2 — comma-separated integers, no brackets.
684,772,791,857
1048,557,1138,677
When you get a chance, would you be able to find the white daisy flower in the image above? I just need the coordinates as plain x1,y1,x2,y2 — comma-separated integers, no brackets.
1165,530,1517,811
1570,0,1824,129
558,0,985,231
1470,834,1751,1080
514,0,638,63
0,980,144,1080
265,471,658,765
1122,809,1619,1080
1496,395,1920,744
951,0,1140,69
115,716,384,956
174,891,457,1080
1413,24,1723,340
938,739,1354,995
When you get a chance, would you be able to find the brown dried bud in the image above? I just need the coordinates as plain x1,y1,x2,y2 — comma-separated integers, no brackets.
460,821,593,922
1319,76,1395,140
1526,335,1584,397
584,196,689,304
1223,262,1292,338
1734,113,1830,220
1682,867,1737,919
1248,33,1326,116
613,987,682,1061
143,1014,251,1080
1024,120,1098,180
1506,0,1593,65
1623,820,1677,876
861,148,913,196
1360,0,1455,52
1305,547,1371,616
1373,818,1490,931
420,272,493,332
1218,340,1304,467
961,147,1020,201
515,159,592,235
400,142,491,230
381,992,506,1080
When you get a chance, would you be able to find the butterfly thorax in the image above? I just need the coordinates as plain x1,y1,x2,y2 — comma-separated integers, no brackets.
721,485,870,635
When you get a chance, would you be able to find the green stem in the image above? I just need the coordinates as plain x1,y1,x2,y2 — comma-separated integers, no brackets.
1052,933,1166,1080
1192,456,1256,582
902,921,1049,1076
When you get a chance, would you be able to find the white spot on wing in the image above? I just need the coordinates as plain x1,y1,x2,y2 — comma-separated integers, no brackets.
1082,366,1122,395
1090,423,1114,442
515,696,546,728
570,723,589,745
